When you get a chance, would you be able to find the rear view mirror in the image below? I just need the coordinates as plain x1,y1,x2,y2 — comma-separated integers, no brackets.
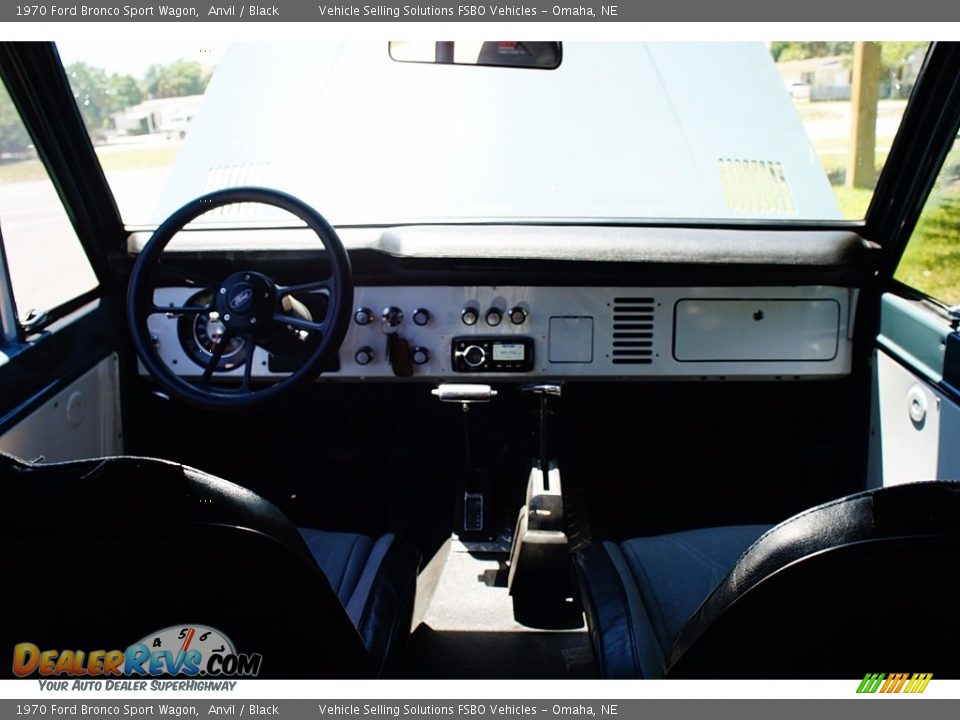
389,41,561,69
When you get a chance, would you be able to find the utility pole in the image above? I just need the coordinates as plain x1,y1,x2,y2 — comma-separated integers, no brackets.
847,41,881,189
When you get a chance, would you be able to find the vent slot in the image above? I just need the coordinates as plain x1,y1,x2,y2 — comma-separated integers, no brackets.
718,159,796,214
200,163,274,219
610,298,655,365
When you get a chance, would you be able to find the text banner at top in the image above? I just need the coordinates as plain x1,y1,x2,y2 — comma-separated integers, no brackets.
3,0,960,21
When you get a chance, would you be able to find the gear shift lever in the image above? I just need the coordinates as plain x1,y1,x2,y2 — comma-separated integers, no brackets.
522,383,561,476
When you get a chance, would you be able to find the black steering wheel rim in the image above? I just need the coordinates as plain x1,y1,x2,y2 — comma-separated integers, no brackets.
127,187,353,411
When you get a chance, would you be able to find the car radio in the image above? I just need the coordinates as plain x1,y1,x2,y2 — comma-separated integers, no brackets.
451,337,535,373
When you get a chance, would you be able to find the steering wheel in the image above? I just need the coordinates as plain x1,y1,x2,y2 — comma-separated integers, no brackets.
127,187,353,411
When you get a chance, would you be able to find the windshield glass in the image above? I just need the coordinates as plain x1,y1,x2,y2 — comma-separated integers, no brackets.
54,40,929,226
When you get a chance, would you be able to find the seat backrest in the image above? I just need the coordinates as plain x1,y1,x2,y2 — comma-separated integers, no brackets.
0,452,371,679
666,481,960,679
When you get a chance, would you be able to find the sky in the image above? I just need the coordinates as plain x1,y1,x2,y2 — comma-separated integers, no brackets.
56,41,226,76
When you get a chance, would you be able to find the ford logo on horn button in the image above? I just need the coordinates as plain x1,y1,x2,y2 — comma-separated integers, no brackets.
228,285,255,312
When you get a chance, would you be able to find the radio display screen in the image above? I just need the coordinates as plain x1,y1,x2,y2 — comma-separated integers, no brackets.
492,343,525,362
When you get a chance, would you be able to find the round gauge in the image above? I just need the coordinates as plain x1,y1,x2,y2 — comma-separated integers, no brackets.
176,290,249,371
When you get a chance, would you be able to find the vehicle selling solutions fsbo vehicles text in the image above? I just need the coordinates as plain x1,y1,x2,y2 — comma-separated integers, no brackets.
314,4,605,17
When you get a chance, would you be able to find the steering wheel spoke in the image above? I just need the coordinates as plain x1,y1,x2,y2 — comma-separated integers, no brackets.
200,330,232,385
271,312,328,335
152,302,214,316
240,333,257,391
278,279,334,297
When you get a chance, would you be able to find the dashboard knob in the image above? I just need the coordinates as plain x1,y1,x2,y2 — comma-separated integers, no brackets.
354,307,373,325
355,346,375,366
411,346,430,365
461,307,479,326
463,345,486,368
509,307,528,325
412,308,431,326
485,308,503,327
381,306,404,327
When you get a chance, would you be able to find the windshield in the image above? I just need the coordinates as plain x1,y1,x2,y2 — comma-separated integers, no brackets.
54,40,929,227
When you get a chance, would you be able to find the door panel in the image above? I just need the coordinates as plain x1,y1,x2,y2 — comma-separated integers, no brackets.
0,353,122,462
870,293,960,486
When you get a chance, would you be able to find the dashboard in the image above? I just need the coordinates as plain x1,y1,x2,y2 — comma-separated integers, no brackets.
146,284,855,382
134,224,867,384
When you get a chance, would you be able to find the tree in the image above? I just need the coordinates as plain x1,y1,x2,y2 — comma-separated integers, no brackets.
65,63,149,138
880,41,927,90
0,87,32,156
65,61,115,133
143,60,210,99
769,42,854,63
109,73,143,109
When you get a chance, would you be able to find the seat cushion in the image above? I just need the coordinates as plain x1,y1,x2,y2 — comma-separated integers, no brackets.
575,524,770,679
299,528,418,677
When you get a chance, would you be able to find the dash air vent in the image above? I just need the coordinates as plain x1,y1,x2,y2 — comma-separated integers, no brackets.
611,297,655,365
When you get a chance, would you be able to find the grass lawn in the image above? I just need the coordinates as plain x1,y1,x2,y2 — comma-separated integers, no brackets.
831,185,874,220
0,145,178,184
895,180,960,305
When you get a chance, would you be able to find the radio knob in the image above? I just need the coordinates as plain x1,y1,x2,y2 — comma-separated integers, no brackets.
411,346,430,365
354,307,373,325
485,308,503,327
381,306,403,327
509,307,527,325
463,345,486,368
355,346,375,366
412,308,431,326
461,307,479,326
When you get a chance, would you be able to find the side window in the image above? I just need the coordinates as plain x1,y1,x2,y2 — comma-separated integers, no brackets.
894,135,960,305
0,78,99,328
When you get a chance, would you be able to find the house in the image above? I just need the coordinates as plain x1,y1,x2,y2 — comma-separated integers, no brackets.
110,95,203,139
776,55,851,101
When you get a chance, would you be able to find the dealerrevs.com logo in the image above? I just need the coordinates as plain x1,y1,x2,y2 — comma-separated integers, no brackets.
12,625,262,678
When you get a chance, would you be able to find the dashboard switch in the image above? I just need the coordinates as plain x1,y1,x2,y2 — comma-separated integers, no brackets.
411,346,430,365
355,346,375,366
485,309,503,327
354,307,373,325
387,333,414,377
509,307,528,325
382,306,404,330
413,308,431,326
461,308,479,326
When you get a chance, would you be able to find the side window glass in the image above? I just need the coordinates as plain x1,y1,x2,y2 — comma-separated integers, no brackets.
894,135,960,306
0,78,99,326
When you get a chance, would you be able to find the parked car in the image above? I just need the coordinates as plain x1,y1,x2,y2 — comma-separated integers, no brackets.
787,80,813,99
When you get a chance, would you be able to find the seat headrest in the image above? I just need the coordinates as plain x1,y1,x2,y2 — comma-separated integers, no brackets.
0,452,371,678
668,481,960,678
0,451,311,560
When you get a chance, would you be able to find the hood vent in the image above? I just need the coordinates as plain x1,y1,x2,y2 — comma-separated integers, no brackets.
718,159,796,214
201,163,273,218
611,297,655,365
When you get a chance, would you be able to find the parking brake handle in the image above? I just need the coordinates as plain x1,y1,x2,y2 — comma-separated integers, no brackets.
431,384,498,405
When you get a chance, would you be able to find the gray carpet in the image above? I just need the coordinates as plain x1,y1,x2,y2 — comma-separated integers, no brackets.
405,540,596,679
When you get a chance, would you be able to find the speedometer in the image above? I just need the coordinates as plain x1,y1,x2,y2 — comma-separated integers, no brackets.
176,290,250,371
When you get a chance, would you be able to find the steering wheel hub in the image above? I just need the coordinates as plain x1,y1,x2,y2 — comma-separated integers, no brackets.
216,272,276,330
